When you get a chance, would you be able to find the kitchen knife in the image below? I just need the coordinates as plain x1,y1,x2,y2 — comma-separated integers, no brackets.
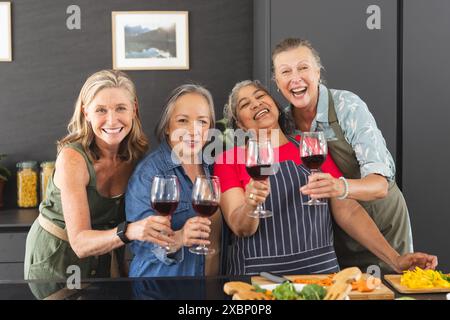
259,272,292,283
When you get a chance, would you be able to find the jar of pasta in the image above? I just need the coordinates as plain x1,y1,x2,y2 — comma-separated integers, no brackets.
17,161,39,208
40,161,55,202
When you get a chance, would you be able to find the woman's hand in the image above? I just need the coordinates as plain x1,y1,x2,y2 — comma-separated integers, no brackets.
300,173,345,199
128,215,175,247
245,179,270,207
176,216,212,247
393,252,438,273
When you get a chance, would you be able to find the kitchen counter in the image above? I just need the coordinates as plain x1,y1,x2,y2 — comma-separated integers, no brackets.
0,208,38,231
0,276,447,300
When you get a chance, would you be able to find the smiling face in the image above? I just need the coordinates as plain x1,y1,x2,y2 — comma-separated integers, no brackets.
235,85,280,132
83,87,136,148
166,92,212,158
273,45,321,111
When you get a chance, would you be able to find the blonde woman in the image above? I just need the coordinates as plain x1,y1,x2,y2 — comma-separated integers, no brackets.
24,70,173,298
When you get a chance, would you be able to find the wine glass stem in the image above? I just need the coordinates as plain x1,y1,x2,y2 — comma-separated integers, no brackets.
309,169,319,202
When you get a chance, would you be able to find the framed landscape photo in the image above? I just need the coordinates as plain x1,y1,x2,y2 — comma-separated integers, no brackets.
0,2,12,62
112,11,189,70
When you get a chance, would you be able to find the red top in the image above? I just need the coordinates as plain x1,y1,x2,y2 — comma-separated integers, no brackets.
214,135,343,193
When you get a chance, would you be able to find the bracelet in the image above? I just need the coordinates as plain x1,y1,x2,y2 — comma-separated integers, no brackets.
337,176,349,200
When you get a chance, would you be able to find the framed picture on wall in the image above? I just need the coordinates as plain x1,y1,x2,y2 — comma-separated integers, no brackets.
0,2,12,62
112,11,189,70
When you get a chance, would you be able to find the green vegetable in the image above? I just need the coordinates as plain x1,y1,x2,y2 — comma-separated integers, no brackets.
300,284,327,300
270,282,327,300
272,282,302,300
253,284,268,294
438,271,450,283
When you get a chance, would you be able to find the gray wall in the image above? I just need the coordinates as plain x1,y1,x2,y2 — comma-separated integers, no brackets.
0,0,253,208
254,0,398,161
403,0,450,271
254,0,449,270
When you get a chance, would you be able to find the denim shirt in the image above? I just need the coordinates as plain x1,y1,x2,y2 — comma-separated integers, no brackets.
288,84,396,181
125,140,212,277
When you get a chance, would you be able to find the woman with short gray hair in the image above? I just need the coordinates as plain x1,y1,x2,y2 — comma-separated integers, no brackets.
126,83,222,277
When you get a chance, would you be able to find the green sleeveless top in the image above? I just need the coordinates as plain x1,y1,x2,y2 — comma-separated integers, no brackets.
40,142,125,230
24,142,126,298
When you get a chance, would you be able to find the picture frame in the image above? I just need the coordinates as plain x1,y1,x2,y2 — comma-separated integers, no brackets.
0,2,12,62
112,11,189,70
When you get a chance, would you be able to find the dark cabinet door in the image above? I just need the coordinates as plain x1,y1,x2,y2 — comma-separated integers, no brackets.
254,0,398,160
403,0,450,270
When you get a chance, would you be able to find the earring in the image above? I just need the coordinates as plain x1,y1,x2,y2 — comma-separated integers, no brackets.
276,87,280,93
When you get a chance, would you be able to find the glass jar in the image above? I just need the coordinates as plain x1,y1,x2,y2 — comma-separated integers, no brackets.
40,161,55,202
17,161,39,208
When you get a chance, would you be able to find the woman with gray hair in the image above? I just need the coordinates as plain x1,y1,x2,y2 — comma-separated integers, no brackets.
272,38,413,272
126,83,222,277
214,79,437,275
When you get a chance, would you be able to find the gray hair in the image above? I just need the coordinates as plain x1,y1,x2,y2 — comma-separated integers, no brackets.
224,80,260,130
155,84,215,142
271,38,324,76
224,80,294,134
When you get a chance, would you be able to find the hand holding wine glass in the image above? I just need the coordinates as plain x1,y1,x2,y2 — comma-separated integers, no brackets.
245,138,274,218
300,132,328,206
189,176,220,255
151,175,180,253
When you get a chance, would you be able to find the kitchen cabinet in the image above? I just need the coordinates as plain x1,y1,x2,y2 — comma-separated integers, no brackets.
0,209,37,280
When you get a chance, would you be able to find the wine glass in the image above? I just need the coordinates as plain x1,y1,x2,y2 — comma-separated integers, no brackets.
151,175,180,253
189,175,220,255
300,131,328,206
245,138,274,218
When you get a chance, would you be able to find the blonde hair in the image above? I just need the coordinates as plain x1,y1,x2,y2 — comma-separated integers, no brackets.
58,69,148,162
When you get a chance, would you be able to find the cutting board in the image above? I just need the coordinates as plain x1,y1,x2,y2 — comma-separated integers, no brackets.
384,275,450,294
251,274,395,300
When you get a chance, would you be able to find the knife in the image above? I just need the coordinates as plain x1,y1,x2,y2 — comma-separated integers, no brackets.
259,272,292,283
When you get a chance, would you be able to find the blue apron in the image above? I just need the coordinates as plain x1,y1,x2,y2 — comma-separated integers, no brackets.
227,140,340,275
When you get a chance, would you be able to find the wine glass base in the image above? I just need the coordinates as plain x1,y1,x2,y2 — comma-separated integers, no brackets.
189,246,215,255
304,200,327,206
158,244,177,254
247,210,273,219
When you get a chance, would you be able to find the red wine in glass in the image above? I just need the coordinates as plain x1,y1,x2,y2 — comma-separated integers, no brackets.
189,176,220,255
151,200,179,216
245,139,274,218
300,132,328,206
301,154,327,170
150,175,180,252
192,200,219,218
246,164,272,181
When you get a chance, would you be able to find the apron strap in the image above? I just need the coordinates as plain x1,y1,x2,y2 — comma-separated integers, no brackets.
325,89,361,179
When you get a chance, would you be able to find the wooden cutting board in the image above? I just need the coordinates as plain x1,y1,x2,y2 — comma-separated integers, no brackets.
251,274,395,300
384,275,450,294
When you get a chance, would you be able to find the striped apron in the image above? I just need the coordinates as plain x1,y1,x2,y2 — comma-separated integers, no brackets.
228,145,340,275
